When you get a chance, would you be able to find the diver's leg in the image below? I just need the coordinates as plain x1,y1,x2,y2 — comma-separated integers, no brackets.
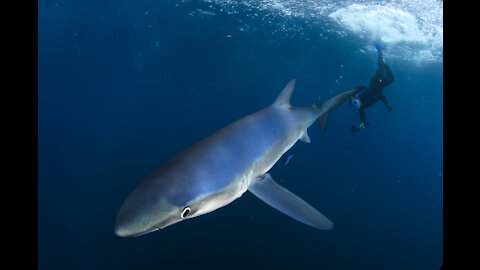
372,48,387,84
377,55,386,75
372,56,395,88
381,61,395,86
371,62,384,85
375,40,390,77
375,41,395,86
375,40,385,64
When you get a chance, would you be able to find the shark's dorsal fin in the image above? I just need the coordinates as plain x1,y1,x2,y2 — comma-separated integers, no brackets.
272,79,296,108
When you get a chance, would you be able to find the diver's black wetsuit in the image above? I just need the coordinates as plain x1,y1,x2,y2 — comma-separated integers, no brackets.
355,52,395,126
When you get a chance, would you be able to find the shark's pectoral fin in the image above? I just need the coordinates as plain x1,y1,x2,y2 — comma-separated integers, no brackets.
248,173,333,230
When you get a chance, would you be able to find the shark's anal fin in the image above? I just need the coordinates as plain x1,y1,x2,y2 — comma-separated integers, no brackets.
248,173,334,230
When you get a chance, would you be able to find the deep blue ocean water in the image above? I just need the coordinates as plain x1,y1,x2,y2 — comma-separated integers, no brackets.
38,0,443,269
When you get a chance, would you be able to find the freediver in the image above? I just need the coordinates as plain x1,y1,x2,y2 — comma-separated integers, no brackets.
350,41,395,133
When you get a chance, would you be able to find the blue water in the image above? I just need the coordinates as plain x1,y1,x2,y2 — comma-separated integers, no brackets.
38,1,443,269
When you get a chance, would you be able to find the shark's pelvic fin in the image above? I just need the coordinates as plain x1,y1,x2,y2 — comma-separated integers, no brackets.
272,79,296,108
299,130,311,143
318,114,329,131
248,173,334,230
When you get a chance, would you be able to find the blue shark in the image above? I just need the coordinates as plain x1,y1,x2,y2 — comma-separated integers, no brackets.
114,79,361,237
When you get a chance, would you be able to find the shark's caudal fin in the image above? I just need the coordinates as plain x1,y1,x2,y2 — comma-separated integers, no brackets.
248,173,333,230
272,79,296,108
317,86,366,131
271,80,364,131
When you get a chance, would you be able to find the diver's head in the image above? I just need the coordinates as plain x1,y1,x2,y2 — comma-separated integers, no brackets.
351,98,361,109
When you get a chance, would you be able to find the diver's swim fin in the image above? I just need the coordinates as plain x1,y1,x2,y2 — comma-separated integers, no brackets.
375,40,382,52
248,173,333,230
375,40,384,58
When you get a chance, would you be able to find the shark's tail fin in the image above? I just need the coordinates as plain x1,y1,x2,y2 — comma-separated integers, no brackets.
317,86,366,131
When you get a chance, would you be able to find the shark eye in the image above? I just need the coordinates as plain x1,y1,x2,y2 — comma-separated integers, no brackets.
181,207,191,218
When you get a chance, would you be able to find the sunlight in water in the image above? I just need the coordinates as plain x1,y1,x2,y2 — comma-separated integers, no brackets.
206,0,443,63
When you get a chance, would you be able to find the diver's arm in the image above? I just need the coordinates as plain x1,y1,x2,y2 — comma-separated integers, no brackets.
359,107,366,124
379,95,392,110
352,107,368,132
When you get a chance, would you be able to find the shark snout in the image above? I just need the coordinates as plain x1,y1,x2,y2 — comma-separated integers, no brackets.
114,192,182,238
114,207,148,238
114,220,135,238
